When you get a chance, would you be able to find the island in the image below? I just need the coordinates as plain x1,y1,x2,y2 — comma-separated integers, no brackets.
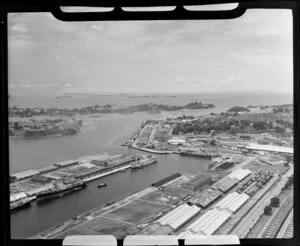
9,118,82,138
227,106,250,113
8,101,215,118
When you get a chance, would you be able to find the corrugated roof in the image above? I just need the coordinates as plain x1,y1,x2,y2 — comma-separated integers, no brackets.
228,169,252,181
169,206,200,230
246,144,293,154
164,205,192,225
214,192,249,213
201,210,231,235
11,169,40,179
158,204,189,225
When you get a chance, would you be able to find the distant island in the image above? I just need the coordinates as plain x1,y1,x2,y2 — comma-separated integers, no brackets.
9,118,82,139
9,101,215,118
227,106,250,113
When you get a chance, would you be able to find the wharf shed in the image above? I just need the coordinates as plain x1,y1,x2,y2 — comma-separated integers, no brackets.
54,160,79,168
11,169,40,180
186,208,232,235
152,173,181,187
213,192,249,213
182,174,212,191
37,165,58,174
211,176,239,193
189,189,223,208
228,169,252,181
158,204,201,231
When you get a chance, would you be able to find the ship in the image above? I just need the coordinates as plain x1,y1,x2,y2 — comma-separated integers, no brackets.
131,155,157,169
179,150,216,159
97,183,107,188
10,196,36,212
36,177,86,201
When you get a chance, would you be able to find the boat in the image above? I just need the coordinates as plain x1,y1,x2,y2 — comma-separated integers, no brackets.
131,155,158,169
36,177,86,201
97,183,107,188
10,196,36,212
179,150,216,159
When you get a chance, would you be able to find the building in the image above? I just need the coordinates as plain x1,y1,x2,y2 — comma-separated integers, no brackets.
31,175,52,184
54,160,79,168
245,144,293,155
37,165,58,174
90,159,108,167
182,174,212,191
168,137,186,145
11,169,40,180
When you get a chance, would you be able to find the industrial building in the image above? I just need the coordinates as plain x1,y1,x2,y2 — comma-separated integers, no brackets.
152,173,181,187
189,189,223,208
37,165,58,174
182,174,212,191
90,159,108,167
185,208,232,235
157,203,201,231
211,176,239,193
228,169,252,181
213,191,249,213
31,175,52,184
11,169,40,180
245,144,293,155
54,160,79,168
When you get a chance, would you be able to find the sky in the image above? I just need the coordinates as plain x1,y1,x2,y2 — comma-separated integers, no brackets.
8,8,293,96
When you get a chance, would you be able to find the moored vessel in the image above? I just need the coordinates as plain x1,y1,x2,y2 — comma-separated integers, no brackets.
131,155,157,169
36,177,86,201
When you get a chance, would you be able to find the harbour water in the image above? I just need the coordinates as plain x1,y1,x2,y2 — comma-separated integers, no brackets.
9,92,292,238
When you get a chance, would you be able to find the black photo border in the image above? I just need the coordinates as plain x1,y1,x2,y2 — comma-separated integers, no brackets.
1,1,299,246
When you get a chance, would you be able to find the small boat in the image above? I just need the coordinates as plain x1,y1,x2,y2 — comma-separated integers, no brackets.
97,183,107,188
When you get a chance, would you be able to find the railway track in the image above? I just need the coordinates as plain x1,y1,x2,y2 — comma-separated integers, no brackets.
261,196,293,238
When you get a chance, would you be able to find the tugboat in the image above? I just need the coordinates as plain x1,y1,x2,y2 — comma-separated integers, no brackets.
36,177,86,201
97,183,107,188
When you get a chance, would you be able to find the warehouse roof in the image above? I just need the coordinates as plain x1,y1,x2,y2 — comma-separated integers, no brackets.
11,169,40,179
228,169,252,181
187,208,232,235
55,159,78,167
213,192,249,213
246,144,293,154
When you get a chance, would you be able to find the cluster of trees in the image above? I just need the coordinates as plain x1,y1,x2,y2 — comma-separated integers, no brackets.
185,101,215,109
22,127,79,138
172,117,269,135
9,102,215,117
264,197,280,215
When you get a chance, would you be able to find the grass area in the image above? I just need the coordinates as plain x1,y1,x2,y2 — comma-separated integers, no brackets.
104,199,168,225
56,217,137,239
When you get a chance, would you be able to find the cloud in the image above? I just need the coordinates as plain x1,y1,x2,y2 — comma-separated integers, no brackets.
11,24,28,33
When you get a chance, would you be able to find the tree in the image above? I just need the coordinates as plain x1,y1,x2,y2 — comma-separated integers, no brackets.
270,197,280,207
264,205,272,215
